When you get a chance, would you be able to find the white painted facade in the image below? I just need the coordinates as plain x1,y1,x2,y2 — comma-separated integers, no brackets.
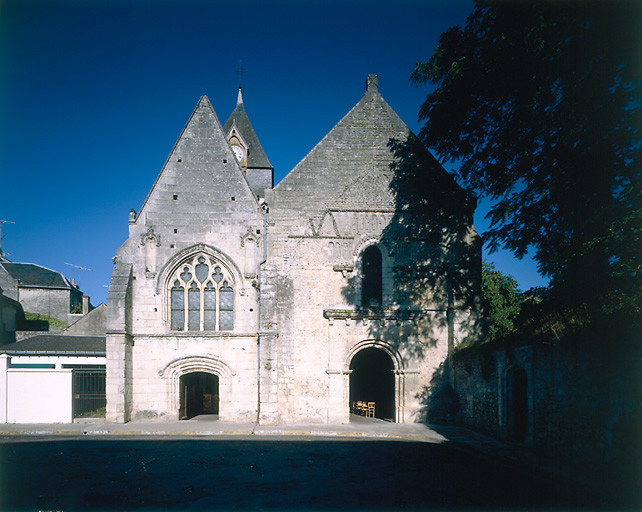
0,353,106,423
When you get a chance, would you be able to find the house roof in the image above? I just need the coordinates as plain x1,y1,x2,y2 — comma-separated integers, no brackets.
223,87,273,170
0,334,105,356
65,303,106,336
0,262,75,290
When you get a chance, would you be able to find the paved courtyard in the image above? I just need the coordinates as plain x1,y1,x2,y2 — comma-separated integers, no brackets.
0,433,625,511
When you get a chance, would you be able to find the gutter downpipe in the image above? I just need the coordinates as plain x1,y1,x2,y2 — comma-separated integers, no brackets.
256,200,268,423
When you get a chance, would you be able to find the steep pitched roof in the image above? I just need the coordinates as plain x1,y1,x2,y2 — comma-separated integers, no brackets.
0,262,74,290
66,303,106,336
223,87,272,169
272,75,465,221
0,334,105,356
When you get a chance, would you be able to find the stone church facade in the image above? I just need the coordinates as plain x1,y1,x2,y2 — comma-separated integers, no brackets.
106,75,482,424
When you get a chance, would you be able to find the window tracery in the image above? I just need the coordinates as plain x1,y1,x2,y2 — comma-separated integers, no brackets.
169,254,234,331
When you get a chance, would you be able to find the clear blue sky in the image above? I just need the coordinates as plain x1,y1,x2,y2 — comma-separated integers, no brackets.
0,0,547,306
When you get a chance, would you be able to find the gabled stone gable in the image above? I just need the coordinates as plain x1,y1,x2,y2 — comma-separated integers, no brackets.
268,78,468,234
134,96,259,231
117,95,264,313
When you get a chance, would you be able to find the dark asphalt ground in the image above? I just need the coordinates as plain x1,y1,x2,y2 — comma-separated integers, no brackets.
0,437,632,511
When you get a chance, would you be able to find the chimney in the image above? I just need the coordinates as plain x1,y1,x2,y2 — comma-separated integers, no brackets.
366,74,378,92
82,295,90,315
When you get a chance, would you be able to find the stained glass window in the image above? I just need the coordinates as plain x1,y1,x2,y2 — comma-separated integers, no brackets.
219,281,234,331
204,282,216,330
188,282,200,330
171,280,184,330
168,254,234,331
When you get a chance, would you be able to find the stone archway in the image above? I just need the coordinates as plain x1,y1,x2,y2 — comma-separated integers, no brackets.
159,355,235,421
349,347,395,421
179,372,219,420
344,340,404,422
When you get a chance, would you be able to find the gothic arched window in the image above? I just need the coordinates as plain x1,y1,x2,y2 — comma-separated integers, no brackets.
362,245,382,306
169,255,234,331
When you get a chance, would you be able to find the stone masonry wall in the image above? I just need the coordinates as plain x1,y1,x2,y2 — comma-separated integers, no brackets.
452,342,640,472
19,288,72,323
107,96,264,422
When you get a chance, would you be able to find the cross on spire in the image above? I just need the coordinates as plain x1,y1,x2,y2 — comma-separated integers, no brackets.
235,61,247,88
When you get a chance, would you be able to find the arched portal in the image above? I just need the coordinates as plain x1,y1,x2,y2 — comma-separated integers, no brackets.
349,347,395,421
506,366,528,442
179,372,219,420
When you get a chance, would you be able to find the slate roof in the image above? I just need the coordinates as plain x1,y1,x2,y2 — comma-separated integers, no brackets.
223,88,273,169
272,75,466,220
0,334,105,356
0,262,74,289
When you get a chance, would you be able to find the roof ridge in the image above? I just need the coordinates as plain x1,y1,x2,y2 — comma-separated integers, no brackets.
275,84,403,191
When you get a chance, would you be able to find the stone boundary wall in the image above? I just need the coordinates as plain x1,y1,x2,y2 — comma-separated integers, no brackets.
452,342,640,472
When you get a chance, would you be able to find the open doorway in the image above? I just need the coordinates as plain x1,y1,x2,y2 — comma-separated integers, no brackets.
179,372,219,420
506,366,528,442
349,347,395,421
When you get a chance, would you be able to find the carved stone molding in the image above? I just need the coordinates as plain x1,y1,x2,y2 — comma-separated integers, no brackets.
323,307,445,324
241,227,260,247
140,227,161,247
332,264,354,278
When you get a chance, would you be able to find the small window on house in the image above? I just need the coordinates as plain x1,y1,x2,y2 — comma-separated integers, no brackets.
168,254,235,331
362,245,382,306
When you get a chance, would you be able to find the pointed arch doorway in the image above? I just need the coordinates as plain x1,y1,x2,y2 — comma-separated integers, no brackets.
179,372,219,420
506,366,528,442
349,347,395,421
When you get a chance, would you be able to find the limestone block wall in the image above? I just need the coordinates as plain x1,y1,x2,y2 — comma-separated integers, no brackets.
18,287,74,323
106,333,133,423
452,342,640,471
129,335,258,422
264,215,457,424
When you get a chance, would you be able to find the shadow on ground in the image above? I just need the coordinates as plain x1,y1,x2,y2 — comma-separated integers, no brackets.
1,438,630,511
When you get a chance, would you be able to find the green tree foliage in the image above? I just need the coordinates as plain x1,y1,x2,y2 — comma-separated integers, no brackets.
24,312,69,329
482,261,522,338
412,1,641,311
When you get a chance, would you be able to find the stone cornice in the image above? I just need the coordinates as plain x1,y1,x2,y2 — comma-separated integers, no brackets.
131,332,258,339
324,307,445,319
